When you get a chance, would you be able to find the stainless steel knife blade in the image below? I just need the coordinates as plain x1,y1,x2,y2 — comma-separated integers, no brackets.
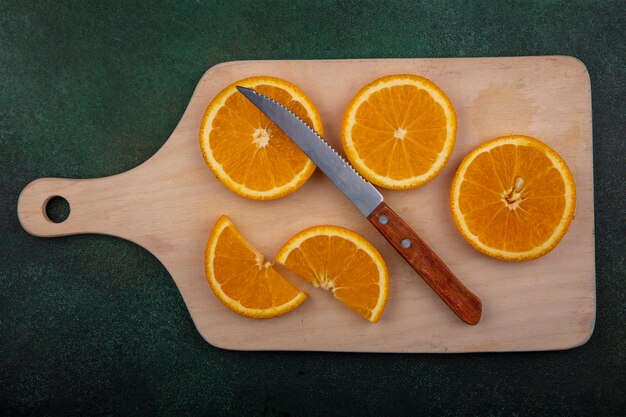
236,86,383,217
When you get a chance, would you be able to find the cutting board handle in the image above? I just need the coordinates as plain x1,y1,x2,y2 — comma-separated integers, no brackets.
18,176,125,237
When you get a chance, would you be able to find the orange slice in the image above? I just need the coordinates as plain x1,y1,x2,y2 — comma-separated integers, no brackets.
200,76,323,200
205,215,307,318
275,226,389,323
342,74,456,189
450,135,576,261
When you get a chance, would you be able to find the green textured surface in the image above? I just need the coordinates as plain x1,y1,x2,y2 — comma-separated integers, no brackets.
1,0,625,415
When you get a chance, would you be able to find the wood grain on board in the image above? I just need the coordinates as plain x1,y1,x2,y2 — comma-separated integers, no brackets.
18,57,595,352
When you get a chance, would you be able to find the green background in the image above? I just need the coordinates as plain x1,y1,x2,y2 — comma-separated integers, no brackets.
1,1,625,415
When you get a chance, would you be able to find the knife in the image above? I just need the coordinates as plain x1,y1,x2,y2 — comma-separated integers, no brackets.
237,86,482,325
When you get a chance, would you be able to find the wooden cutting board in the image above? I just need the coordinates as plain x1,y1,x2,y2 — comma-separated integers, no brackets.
17,57,595,353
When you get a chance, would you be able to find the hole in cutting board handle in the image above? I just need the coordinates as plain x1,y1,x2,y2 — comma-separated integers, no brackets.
44,196,70,223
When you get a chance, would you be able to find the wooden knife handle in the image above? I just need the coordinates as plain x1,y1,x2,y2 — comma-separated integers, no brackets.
368,202,482,325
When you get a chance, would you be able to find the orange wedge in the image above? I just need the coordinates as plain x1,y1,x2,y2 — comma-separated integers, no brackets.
342,74,456,189
200,76,323,200
450,135,576,261
275,226,389,323
205,215,307,318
